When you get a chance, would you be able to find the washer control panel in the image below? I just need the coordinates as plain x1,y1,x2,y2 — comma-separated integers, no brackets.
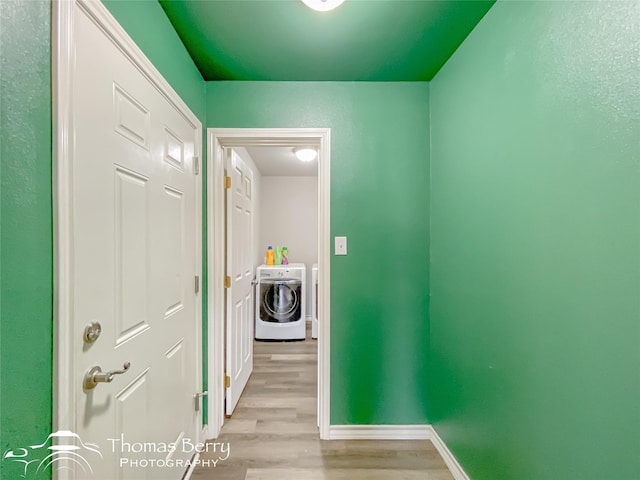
258,264,305,281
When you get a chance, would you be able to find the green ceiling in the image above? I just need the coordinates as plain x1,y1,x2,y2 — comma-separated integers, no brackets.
159,0,495,81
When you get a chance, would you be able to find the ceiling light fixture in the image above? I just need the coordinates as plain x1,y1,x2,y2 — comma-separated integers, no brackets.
294,147,318,162
300,0,345,12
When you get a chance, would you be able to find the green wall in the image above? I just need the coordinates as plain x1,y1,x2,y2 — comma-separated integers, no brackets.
0,3,52,479
206,82,431,424
0,1,204,477
429,1,640,479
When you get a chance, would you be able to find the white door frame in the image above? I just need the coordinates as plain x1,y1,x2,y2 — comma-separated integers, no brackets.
52,0,203,471
207,128,331,439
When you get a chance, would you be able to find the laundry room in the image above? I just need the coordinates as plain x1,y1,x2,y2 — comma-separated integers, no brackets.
232,145,319,341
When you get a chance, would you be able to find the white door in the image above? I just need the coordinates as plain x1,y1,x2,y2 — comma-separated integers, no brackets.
225,149,254,415
69,4,200,479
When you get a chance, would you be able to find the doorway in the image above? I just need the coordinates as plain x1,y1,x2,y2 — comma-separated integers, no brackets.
207,128,331,439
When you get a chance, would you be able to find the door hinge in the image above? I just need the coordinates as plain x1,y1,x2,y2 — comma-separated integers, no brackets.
193,156,199,175
194,275,200,295
224,375,230,389
194,391,208,411
224,176,231,189
224,275,231,289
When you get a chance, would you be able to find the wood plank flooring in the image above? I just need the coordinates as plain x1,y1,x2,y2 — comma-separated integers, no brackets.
192,327,454,480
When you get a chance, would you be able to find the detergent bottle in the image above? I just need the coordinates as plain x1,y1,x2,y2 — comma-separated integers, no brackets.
274,246,282,265
281,246,289,265
266,246,275,265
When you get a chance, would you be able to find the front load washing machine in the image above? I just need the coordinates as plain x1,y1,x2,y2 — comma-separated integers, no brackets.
255,264,306,340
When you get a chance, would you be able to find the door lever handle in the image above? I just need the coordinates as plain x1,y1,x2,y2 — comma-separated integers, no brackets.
83,362,131,390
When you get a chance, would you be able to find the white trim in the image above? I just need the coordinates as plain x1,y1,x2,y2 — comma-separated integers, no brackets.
428,426,471,480
206,128,331,439
53,3,203,480
206,132,225,438
328,425,432,440
52,3,76,467
317,127,331,440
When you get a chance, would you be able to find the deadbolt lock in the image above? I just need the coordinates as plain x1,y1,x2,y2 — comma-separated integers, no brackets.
83,321,102,344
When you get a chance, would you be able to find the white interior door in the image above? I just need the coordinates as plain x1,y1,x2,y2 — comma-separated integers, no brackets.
67,3,200,479
225,149,254,415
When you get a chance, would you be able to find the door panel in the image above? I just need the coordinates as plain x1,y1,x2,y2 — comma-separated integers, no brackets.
70,4,199,479
115,166,150,344
225,149,254,415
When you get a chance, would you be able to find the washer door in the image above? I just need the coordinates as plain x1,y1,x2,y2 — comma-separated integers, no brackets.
260,279,302,323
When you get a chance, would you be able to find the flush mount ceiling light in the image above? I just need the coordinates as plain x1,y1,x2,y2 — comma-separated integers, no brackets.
300,0,345,12
294,147,318,162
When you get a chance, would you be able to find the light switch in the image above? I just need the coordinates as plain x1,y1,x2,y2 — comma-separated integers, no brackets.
335,236,347,255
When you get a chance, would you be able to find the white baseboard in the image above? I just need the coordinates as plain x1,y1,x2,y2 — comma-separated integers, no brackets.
427,426,470,480
328,424,469,480
329,424,431,440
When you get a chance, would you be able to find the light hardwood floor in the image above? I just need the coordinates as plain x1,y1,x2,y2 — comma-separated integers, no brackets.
192,326,454,480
